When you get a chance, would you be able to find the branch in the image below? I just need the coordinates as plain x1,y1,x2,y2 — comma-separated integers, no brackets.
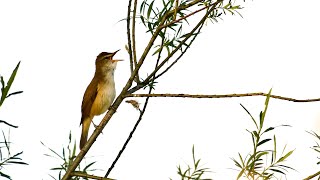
126,0,134,75
71,172,114,180
132,0,139,83
126,93,320,102
159,2,211,29
303,170,320,180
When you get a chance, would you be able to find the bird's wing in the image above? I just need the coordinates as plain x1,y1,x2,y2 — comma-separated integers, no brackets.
80,79,98,125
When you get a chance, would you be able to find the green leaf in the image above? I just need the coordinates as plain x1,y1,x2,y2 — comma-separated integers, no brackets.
147,0,155,19
83,161,96,171
255,151,268,160
140,0,146,14
6,91,23,98
240,103,258,129
269,168,285,175
0,61,21,107
272,135,276,164
263,127,274,134
0,171,11,179
1,76,5,91
232,158,242,168
277,164,296,171
260,89,272,128
236,168,245,180
257,138,272,147
277,150,294,163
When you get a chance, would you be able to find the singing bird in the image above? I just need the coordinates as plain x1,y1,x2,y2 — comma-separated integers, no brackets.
80,50,122,149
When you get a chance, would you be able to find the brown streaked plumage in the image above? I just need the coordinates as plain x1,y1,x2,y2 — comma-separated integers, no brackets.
80,50,122,149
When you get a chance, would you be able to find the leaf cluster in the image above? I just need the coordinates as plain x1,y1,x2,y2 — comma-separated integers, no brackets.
232,89,295,179
171,145,212,180
0,61,23,108
0,131,28,179
42,132,97,180
139,0,243,56
307,131,320,165
0,62,27,179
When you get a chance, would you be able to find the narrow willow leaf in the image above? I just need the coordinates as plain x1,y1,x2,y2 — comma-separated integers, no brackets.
257,138,272,147
223,2,231,9
269,168,285,175
236,168,245,180
5,90,23,98
277,164,296,171
140,0,146,14
260,88,272,128
263,127,274,134
1,76,5,91
0,61,20,106
277,150,294,163
240,103,258,129
0,171,11,179
147,1,155,19
83,161,96,171
238,153,245,166
255,151,268,160
232,158,242,168
140,16,146,26
272,135,276,164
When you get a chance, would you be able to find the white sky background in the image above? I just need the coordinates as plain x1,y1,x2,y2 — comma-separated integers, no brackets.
0,0,320,179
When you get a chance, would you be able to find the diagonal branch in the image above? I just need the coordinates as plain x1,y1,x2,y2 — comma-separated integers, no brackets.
303,170,320,180
126,93,320,102
71,172,114,180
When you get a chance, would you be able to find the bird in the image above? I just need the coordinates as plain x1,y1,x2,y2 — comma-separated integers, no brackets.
80,50,122,149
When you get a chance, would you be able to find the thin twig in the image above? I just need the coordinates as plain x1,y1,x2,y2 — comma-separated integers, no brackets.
131,0,140,83
126,0,134,75
126,93,320,102
159,2,211,29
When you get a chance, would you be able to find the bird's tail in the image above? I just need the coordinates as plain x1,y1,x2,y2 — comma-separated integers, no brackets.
80,117,91,149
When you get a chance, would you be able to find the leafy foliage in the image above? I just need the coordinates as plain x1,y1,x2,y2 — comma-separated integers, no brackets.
171,145,212,180
0,62,27,179
231,89,295,179
139,0,243,56
307,131,320,165
0,61,23,108
42,132,98,180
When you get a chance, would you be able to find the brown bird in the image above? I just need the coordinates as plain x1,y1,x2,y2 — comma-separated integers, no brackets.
80,50,122,149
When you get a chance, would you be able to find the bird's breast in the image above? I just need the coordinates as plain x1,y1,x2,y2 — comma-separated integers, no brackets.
91,81,116,116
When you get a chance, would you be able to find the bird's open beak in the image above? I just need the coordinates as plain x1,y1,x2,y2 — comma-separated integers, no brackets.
111,49,123,63
112,59,123,63
111,49,120,56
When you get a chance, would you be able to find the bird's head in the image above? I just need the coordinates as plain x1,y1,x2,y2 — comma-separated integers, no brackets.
95,50,122,71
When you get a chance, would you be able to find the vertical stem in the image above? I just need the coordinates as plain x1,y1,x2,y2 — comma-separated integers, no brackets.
127,0,134,75
131,0,140,83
